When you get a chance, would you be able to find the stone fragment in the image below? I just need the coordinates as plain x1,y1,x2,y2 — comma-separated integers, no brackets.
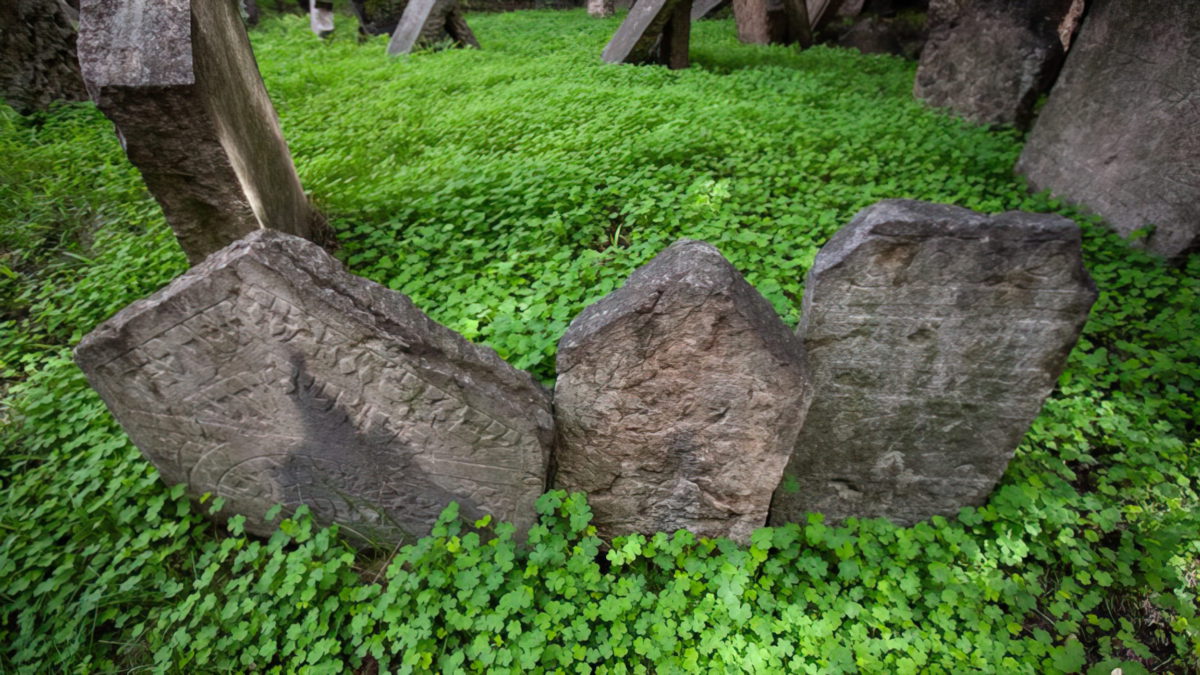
77,0,324,266
387,0,479,55
554,240,811,544
1016,0,1200,260
0,0,88,115
914,0,1075,129
601,0,693,70
770,200,1096,527
74,230,554,545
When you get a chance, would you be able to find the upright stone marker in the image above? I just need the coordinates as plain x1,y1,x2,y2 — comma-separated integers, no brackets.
74,230,554,544
770,200,1096,527
77,0,323,265
914,0,1075,129
601,0,693,70
387,0,478,55
1016,0,1200,260
554,240,811,544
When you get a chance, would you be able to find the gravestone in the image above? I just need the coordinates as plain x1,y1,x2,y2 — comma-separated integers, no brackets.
74,230,554,544
554,240,811,544
1016,0,1200,260
0,0,88,115
77,0,323,266
914,0,1075,129
352,0,406,36
601,0,693,70
733,0,811,46
770,200,1096,527
690,0,725,21
387,0,479,55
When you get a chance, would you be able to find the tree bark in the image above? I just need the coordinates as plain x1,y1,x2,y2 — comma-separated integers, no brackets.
0,0,88,114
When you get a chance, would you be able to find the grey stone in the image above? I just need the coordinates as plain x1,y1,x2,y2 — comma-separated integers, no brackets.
387,0,478,55
1016,0,1200,260
0,0,89,115
74,230,553,545
770,200,1096,527
352,0,406,36
553,240,811,544
914,0,1075,129
601,0,693,70
690,0,725,21
77,0,324,265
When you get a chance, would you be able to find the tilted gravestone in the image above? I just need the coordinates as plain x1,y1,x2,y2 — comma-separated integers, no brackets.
914,0,1075,129
387,0,478,55
554,240,811,544
1016,0,1200,260
770,200,1096,527
601,0,693,70
77,0,324,266
74,230,554,544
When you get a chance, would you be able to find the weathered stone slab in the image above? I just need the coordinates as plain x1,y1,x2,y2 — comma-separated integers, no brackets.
77,0,323,266
554,240,811,544
601,0,693,70
74,230,553,545
1016,0,1200,260
770,200,1096,527
387,0,479,55
914,0,1075,129
0,0,89,115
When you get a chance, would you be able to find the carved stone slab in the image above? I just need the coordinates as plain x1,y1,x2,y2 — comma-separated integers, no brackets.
601,0,693,70
387,0,478,55
77,0,322,265
770,200,1096,527
74,230,553,544
914,0,1074,129
554,240,811,544
1016,0,1200,260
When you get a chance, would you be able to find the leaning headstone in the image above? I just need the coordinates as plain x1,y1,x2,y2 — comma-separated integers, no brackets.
601,0,693,69
913,0,1075,129
77,0,324,266
387,0,479,55
74,230,554,545
554,240,811,544
0,0,88,115
770,200,1096,527
1016,0,1200,260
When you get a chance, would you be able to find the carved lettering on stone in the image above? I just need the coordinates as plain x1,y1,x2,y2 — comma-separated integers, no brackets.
1016,0,1200,259
74,230,553,544
554,240,811,544
770,200,1097,527
77,0,325,266
602,0,694,70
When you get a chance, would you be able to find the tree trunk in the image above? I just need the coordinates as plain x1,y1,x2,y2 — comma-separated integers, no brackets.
588,0,616,17
0,0,87,114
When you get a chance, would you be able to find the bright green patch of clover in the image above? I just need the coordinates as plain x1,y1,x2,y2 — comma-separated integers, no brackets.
1,9,1197,672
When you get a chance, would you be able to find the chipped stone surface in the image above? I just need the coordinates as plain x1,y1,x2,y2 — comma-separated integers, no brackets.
387,0,478,55
914,0,1074,129
553,240,811,544
77,0,322,265
74,230,553,544
1016,0,1200,260
770,200,1096,527
601,0,693,69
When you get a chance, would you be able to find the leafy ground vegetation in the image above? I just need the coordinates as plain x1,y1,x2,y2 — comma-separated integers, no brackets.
2,9,1198,673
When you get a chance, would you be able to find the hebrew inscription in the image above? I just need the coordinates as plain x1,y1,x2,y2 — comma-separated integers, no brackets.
554,240,811,544
770,200,1097,527
75,230,553,544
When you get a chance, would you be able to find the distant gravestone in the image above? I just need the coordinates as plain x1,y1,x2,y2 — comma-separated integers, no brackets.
601,0,693,70
351,0,406,35
74,230,554,544
914,0,1075,129
387,0,478,55
554,240,811,544
77,0,324,266
1016,0,1200,260
770,200,1096,527
732,0,810,46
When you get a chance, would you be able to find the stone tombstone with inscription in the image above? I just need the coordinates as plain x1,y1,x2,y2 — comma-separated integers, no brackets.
387,0,478,55
554,240,811,544
770,200,1096,527
601,0,693,70
77,0,324,266
1016,0,1200,260
74,230,554,544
